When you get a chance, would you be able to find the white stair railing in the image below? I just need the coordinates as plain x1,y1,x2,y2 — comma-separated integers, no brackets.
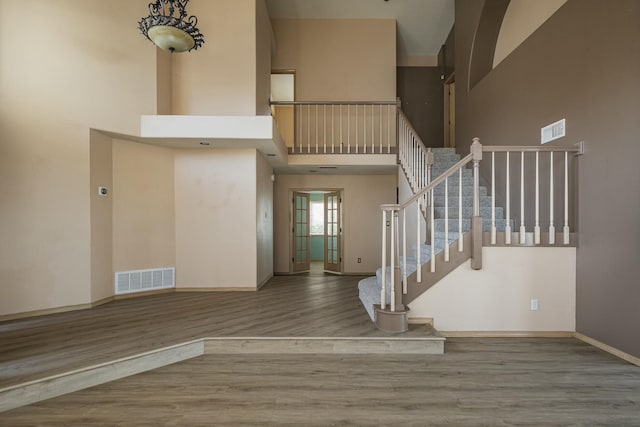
485,143,584,246
380,138,584,313
270,101,397,154
397,108,434,194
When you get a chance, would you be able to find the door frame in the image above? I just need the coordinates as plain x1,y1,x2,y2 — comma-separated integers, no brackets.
271,70,297,149
443,73,456,148
288,188,344,274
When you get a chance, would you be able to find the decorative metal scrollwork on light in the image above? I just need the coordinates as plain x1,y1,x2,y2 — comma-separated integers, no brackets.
138,0,204,53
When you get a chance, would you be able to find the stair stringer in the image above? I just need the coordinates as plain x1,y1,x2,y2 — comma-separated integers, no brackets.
403,233,472,305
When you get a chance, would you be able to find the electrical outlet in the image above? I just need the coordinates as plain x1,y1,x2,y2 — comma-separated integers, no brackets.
531,299,539,311
357,258,362,263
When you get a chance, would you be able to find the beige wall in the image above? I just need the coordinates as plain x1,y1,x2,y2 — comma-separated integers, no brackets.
409,247,576,332
172,0,259,115
255,0,272,115
89,131,114,302
271,19,396,101
274,174,397,274
256,153,274,286
493,0,568,67
112,140,176,273
174,149,258,288
0,0,157,316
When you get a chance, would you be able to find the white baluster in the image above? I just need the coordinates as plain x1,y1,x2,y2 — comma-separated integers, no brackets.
534,151,540,244
445,176,450,262
390,211,396,312
381,210,387,310
363,105,367,154
355,105,359,154
564,151,570,244
347,105,351,154
387,105,391,154
491,151,496,244
430,188,435,273
307,105,310,154
323,105,326,154
371,104,375,154
331,105,334,154
412,137,416,188
416,202,421,284
315,105,319,154
297,105,302,153
520,151,526,244
505,152,512,244
549,151,555,244
340,105,343,154
379,105,383,154
402,208,407,294
458,167,463,252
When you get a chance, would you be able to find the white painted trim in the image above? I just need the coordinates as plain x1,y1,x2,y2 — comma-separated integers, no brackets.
140,115,274,139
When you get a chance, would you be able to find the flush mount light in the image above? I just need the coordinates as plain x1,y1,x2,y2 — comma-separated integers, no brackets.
138,0,204,53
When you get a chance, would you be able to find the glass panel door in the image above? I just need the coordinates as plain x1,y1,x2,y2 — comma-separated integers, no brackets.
292,191,310,272
324,192,341,273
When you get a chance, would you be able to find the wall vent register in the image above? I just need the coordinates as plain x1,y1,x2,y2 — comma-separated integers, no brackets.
115,267,175,295
541,118,566,144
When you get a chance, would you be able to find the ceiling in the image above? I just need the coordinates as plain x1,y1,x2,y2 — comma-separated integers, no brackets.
265,0,455,58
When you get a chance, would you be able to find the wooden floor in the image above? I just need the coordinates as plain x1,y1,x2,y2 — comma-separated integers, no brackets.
0,274,434,388
3,338,640,426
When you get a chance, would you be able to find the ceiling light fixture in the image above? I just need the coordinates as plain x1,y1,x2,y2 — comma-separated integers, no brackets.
138,0,204,53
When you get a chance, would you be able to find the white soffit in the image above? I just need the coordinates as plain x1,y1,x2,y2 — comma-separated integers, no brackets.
140,115,274,139
265,0,455,57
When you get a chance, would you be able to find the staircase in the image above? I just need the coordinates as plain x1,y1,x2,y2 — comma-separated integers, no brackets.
358,147,512,322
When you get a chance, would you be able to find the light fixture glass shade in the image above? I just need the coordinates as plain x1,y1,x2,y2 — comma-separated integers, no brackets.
148,25,195,52
138,0,204,53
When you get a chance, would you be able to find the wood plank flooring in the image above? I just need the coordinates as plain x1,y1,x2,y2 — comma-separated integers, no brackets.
0,274,433,388
3,338,640,426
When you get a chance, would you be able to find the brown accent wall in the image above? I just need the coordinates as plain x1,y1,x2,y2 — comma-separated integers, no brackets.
455,0,640,357
397,67,444,147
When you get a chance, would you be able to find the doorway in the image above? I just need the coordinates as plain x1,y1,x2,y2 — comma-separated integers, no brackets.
271,70,295,149
444,74,456,148
290,190,343,275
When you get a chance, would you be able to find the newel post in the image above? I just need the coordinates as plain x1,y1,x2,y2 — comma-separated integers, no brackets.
471,137,483,270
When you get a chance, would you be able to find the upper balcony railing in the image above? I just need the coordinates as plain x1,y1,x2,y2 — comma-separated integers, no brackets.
270,101,398,155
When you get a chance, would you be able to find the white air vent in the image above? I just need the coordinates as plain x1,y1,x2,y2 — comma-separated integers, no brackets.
541,118,566,144
115,267,175,295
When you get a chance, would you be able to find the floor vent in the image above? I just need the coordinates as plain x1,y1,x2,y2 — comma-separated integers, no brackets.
115,268,175,295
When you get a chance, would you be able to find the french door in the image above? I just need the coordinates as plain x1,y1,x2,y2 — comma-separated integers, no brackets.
324,192,341,273
292,191,310,272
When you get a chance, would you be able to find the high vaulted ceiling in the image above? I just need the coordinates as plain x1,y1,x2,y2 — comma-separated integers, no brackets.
265,0,455,58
